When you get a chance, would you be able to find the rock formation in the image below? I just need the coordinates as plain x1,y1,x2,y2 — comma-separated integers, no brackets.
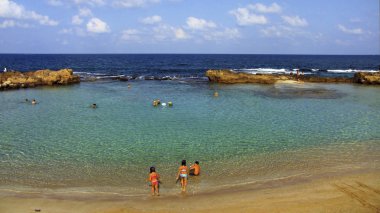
353,72,380,84
0,69,80,90
206,69,380,85
205,69,288,84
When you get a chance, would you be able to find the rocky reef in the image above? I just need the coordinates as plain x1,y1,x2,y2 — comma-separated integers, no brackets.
0,69,80,90
353,72,380,84
206,69,380,85
205,69,288,84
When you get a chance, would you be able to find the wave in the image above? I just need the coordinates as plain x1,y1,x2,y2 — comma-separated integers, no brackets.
73,68,378,82
233,68,378,75
74,72,208,82
233,68,303,75
326,69,378,73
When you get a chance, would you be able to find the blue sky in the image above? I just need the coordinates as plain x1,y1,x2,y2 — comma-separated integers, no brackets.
0,0,379,54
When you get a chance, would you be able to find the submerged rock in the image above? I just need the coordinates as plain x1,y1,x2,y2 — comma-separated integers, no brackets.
256,84,345,99
0,69,80,90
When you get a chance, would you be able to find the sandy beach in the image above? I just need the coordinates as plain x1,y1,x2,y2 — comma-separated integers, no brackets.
1,170,379,213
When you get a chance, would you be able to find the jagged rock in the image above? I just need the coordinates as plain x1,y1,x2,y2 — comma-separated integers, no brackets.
206,69,293,84
119,76,129,81
205,69,358,84
0,69,80,90
353,72,380,84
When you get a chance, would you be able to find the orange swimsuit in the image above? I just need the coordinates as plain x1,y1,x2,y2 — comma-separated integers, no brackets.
179,166,188,178
150,172,159,186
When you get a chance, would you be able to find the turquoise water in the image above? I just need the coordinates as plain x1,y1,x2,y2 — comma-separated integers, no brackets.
0,81,380,195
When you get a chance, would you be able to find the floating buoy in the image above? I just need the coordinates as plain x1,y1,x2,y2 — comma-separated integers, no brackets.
168,102,173,107
214,92,219,97
162,103,167,106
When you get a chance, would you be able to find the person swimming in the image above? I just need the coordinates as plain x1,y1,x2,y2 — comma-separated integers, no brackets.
190,161,201,176
31,99,37,105
176,160,189,192
148,166,160,196
91,103,97,108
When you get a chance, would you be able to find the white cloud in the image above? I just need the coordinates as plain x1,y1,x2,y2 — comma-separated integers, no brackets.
174,27,188,39
0,20,15,28
72,8,92,25
73,0,106,6
1,20,31,28
121,29,140,41
79,8,93,17
140,15,162,25
47,0,63,6
203,28,240,41
153,24,188,40
338,24,363,35
72,15,83,25
0,0,58,26
261,26,288,37
59,27,87,36
248,3,281,13
113,0,160,8
153,24,171,40
282,16,308,27
186,17,217,30
230,8,267,26
86,17,110,33
1,19,14,28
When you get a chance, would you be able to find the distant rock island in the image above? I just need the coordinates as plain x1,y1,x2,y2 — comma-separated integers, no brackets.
206,70,380,85
0,69,80,90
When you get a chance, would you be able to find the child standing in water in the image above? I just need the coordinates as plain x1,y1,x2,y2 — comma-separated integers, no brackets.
148,166,160,196
176,160,188,192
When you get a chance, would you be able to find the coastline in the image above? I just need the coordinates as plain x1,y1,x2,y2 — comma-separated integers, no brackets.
0,169,379,213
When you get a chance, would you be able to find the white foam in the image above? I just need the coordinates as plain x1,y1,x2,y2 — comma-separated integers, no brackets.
234,68,288,75
233,68,379,75
327,69,378,73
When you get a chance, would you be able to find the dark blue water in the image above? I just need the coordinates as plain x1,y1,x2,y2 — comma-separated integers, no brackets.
0,54,379,79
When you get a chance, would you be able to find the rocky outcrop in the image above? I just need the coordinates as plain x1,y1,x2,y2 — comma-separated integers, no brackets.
206,69,380,85
0,69,80,90
353,72,380,84
206,69,289,84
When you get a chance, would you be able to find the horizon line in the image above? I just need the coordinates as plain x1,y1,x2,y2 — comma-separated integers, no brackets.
0,53,379,56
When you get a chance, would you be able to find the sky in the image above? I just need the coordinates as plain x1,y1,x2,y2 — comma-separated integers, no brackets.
0,0,379,54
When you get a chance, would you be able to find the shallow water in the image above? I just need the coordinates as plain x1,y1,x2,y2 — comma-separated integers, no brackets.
0,81,379,196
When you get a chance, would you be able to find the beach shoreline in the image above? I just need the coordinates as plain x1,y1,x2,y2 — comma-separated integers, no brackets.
1,169,379,213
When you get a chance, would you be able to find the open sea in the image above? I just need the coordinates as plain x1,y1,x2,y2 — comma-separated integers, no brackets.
0,54,379,197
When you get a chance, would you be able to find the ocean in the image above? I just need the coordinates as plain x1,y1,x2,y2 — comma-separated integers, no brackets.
0,54,379,197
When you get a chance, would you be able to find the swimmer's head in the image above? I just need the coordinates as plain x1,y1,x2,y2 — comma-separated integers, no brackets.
195,161,199,165
150,166,155,173
181,160,186,166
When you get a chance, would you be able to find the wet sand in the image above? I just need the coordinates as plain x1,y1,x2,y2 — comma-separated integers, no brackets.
1,171,379,213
